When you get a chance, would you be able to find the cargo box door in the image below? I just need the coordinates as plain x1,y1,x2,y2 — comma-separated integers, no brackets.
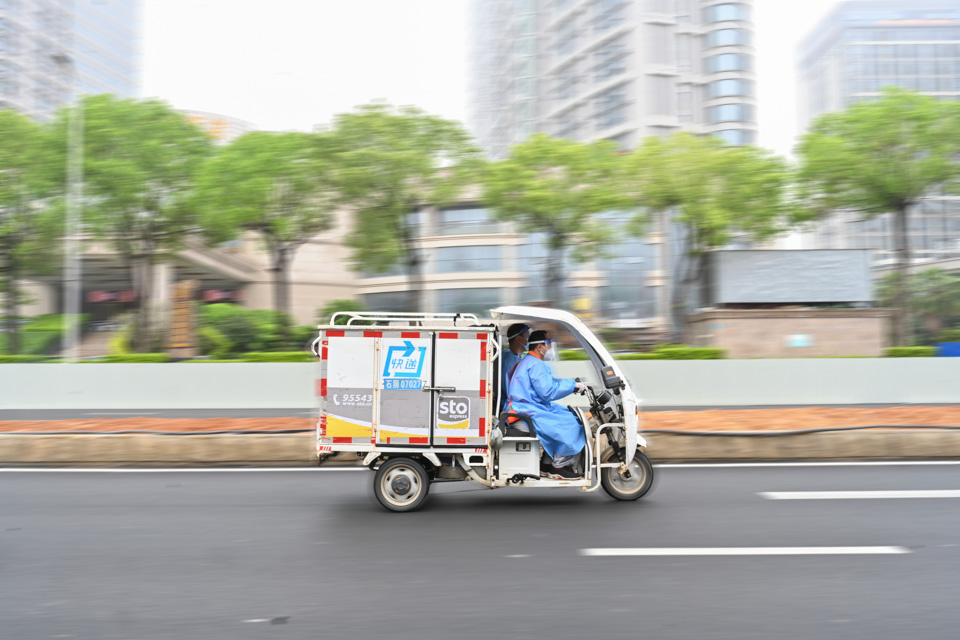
432,332,489,447
377,334,433,445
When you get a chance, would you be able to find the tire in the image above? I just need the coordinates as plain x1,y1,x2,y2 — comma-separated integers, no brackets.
600,449,654,502
373,458,431,512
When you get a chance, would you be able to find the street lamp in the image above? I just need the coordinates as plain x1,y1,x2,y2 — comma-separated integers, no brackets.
52,52,82,362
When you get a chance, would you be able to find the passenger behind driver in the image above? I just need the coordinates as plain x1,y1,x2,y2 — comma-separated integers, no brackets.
507,330,588,480
500,323,531,412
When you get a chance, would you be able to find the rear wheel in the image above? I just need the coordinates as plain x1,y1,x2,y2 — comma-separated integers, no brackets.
600,449,654,501
373,458,431,512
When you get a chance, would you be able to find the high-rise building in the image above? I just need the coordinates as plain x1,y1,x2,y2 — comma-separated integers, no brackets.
796,0,960,266
0,0,140,120
469,0,758,158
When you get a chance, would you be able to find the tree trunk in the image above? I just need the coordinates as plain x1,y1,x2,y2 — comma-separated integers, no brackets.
132,254,154,353
656,208,673,337
272,246,291,349
3,249,20,355
892,205,911,346
544,245,566,308
405,249,423,313
671,252,704,343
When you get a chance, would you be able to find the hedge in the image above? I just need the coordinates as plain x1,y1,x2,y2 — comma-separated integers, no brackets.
559,346,726,361
0,355,51,363
239,351,315,363
884,346,936,358
89,354,172,363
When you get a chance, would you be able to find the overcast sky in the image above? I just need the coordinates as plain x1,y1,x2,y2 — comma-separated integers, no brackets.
142,0,841,158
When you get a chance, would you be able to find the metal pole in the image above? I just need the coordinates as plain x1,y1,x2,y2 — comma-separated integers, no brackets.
54,54,82,361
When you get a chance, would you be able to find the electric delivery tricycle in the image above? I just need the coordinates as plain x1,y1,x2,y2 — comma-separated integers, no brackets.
312,306,653,512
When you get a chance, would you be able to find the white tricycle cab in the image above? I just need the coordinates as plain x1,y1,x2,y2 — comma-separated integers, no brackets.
312,306,653,512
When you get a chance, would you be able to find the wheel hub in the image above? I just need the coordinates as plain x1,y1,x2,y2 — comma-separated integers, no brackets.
391,475,412,495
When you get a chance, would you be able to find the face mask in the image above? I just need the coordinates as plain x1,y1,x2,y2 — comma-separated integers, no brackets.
542,346,557,361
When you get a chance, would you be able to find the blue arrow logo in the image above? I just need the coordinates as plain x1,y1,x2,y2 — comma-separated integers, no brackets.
402,340,415,357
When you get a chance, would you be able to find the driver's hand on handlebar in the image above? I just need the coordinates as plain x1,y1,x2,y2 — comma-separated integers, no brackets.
574,382,588,394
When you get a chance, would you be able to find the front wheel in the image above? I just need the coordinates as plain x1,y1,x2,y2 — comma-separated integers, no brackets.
600,449,654,501
373,458,431,512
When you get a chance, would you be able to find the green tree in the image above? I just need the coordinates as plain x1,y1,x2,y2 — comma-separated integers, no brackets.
796,87,960,346
482,133,635,306
628,133,790,335
332,103,481,311
53,95,213,352
875,268,960,341
196,131,338,347
317,298,369,325
0,110,60,355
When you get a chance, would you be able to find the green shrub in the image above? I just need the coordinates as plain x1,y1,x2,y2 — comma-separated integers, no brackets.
99,354,172,363
318,299,369,325
289,325,318,349
935,328,960,343
197,326,232,359
559,349,589,361
240,351,315,363
616,353,661,360
884,346,936,357
182,359,242,363
653,346,726,360
0,354,50,363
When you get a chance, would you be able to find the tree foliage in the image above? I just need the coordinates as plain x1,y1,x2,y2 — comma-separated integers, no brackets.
628,133,790,334
195,131,337,345
0,110,61,354
875,268,960,341
54,95,213,352
332,103,482,310
482,133,636,306
795,88,960,345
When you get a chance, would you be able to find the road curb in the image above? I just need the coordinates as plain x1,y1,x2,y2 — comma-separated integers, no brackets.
1,430,960,467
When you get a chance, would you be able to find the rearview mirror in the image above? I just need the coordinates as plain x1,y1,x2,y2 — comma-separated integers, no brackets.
601,366,623,391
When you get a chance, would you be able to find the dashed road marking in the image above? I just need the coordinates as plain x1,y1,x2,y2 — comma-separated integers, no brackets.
760,490,960,500
579,546,911,557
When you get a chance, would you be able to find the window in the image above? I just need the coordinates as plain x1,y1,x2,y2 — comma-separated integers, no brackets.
703,3,751,23
364,292,408,312
595,83,629,129
517,99,537,120
515,57,536,77
435,288,504,315
556,65,579,100
516,37,536,56
515,77,536,98
595,39,627,81
436,208,498,236
676,84,693,122
705,28,752,48
556,20,577,57
0,18,19,55
707,78,754,98
595,0,626,32
705,52,753,72
515,14,536,36
433,246,503,274
707,103,754,123
713,129,754,146
515,0,535,13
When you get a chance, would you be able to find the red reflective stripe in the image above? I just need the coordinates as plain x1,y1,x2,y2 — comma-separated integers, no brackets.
321,347,328,360
316,379,327,397
409,437,429,444
363,331,383,338
332,437,351,443
479,417,486,437
438,332,458,339
480,379,486,399
447,437,467,445
326,330,344,337
480,341,487,361
476,333,487,340
401,332,420,339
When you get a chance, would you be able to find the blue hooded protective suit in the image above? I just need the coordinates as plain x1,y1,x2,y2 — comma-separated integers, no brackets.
507,353,586,460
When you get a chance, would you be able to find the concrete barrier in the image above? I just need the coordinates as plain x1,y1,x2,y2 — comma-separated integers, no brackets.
1,359,959,410
3,430,960,467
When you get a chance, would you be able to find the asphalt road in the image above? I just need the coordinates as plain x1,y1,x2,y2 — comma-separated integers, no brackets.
3,462,960,640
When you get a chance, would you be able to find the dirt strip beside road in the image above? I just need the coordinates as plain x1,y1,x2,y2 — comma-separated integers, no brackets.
1,406,960,433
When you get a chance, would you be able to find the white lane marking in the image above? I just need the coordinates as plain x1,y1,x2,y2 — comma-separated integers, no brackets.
241,619,270,623
761,490,960,500
580,547,911,557
0,467,367,473
656,461,960,468
504,554,530,558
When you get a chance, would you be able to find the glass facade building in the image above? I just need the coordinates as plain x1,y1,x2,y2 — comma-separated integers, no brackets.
797,0,960,267
0,0,140,120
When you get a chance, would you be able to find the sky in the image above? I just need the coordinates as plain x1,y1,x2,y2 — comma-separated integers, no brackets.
142,0,841,158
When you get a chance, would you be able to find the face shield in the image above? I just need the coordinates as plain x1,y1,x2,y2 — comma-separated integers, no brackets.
528,338,559,362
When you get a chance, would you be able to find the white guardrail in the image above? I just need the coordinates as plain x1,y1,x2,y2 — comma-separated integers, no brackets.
0,359,958,410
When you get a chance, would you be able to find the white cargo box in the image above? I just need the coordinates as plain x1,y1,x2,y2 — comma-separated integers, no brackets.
317,327,495,452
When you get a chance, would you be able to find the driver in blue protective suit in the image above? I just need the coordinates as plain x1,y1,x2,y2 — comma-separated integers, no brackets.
500,323,531,412
507,330,588,480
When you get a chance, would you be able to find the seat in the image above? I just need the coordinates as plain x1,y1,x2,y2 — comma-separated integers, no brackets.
497,411,537,438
